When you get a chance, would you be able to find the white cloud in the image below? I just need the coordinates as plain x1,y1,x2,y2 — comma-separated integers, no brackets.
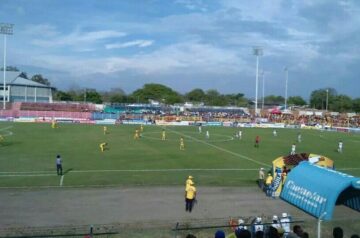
24,24,59,37
105,40,154,49
21,41,248,76
31,30,126,47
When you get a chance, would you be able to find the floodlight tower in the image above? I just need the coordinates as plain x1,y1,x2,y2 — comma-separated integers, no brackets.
284,67,289,111
253,47,263,116
326,89,329,112
261,70,265,109
0,23,14,110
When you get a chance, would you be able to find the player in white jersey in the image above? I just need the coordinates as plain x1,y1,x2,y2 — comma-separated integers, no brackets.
206,130,210,139
290,144,296,155
338,141,343,153
273,129,277,137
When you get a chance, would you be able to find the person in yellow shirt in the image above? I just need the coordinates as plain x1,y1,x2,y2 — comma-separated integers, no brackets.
51,119,58,129
99,142,108,152
180,137,185,150
265,173,273,197
0,134,4,144
185,175,194,190
140,124,144,132
161,129,166,141
185,181,196,212
103,126,108,135
134,129,140,140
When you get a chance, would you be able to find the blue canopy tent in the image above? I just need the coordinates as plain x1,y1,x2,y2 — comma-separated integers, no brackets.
280,161,360,221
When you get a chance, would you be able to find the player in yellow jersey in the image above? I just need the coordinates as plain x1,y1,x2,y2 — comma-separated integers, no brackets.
103,126,108,135
161,129,166,141
51,119,58,129
134,129,140,140
140,124,144,132
180,137,185,150
0,134,4,144
100,142,108,152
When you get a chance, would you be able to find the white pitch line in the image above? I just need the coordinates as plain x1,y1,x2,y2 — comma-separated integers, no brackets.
60,175,64,186
1,167,360,176
0,174,56,177
0,126,13,132
166,127,270,167
0,168,262,174
0,125,14,137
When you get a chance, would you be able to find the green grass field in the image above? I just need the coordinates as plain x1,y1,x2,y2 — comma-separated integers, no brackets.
0,122,359,188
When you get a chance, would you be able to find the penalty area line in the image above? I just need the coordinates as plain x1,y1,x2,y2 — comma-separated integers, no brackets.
60,175,64,187
166,127,270,167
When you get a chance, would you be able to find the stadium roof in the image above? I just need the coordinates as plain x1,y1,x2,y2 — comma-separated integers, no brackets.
2,71,52,88
281,161,360,221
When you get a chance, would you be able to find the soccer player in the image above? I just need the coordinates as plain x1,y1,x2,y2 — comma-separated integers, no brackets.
206,130,210,139
0,134,4,144
273,129,277,137
291,144,296,155
338,141,343,153
198,125,202,134
297,133,302,143
103,126,108,135
140,124,144,132
56,155,63,175
100,142,107,152
254,135,260,148
161,129,166,141
239,130,242,140
134,129,140,140
180,137,185,150
51,119,58,129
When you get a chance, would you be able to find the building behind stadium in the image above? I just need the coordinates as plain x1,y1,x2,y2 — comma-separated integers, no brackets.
0,71,54,103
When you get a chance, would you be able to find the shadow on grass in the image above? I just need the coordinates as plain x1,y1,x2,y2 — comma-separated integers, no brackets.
63,168,73,175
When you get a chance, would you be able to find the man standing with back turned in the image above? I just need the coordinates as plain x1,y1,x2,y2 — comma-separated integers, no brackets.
56,155,63,176
185,181,196,212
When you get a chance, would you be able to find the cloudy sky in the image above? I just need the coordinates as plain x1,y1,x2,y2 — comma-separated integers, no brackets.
1,0,360,99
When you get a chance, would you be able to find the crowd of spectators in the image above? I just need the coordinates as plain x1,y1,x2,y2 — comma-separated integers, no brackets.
184,225,358,238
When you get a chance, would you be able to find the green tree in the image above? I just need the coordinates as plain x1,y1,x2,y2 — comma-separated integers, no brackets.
352,98,360,112
131,83,183,104
19,72,28,79
224,93,247,106
101,88,126,103
54,90,73,101
310,88,337,110
0,66,19,71
78,89,102,104
31,74,51,86
330,95,353,112
185,88,206,102
287,96,307,106
264,95,285,105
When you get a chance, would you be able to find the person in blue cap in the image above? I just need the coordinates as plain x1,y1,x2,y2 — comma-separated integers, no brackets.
214,230,225,238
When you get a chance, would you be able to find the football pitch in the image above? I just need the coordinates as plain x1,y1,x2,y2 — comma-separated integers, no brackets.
0,122,359,188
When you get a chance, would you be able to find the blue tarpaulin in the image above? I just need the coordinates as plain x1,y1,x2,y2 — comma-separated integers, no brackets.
280,161,360,220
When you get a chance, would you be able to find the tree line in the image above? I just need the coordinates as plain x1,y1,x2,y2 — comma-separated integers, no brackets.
2,66,360,112
54,84,360,112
